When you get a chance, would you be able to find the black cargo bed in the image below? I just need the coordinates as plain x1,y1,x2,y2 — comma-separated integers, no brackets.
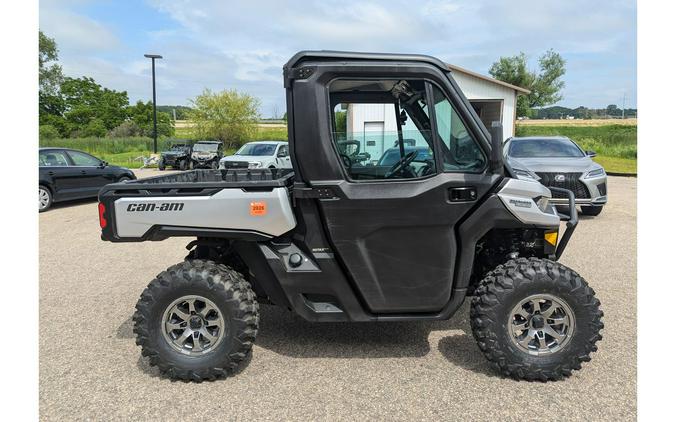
99,168,294,199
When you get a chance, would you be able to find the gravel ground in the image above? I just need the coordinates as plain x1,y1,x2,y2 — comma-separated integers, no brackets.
39,171,636,421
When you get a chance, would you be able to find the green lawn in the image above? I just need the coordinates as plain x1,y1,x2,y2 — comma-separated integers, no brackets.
592,156,637,175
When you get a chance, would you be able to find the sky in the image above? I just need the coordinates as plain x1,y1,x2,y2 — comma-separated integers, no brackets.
39,0,637,117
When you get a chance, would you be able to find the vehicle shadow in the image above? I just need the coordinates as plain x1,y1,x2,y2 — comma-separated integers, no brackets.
45,197,98,211
116,302,498,378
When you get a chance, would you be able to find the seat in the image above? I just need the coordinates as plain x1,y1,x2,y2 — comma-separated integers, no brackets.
45,154,59,166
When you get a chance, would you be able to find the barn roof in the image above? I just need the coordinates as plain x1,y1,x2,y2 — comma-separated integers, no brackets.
447,63,531,95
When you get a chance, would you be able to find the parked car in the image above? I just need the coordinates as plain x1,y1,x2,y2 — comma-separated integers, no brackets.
504,136,607,215
219,141,291,169
39,148,135,212
158,142,192,171
191,141,223,169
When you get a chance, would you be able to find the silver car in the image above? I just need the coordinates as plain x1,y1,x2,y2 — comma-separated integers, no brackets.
504,136,607,216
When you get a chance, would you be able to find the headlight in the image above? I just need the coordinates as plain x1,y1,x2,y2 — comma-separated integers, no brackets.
248,161,262,169
534,196,550,212
512,168,540,181
585,168,606,178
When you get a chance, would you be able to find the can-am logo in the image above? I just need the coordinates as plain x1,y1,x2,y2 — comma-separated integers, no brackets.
126,203,184,212
509,199,532,208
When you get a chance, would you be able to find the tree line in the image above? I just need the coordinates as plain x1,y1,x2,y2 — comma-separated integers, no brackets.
530,104,637,120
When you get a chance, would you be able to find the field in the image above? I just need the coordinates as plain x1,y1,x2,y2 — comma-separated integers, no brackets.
515,122,637,174
517,118,637,126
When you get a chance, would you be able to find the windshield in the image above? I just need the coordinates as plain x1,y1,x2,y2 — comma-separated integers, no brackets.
378,148,432,166
192,143,219,152
236,143,277,156
170,144,188,151
509,138,584,158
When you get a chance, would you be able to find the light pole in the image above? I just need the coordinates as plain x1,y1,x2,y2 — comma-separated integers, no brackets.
144,54,163,153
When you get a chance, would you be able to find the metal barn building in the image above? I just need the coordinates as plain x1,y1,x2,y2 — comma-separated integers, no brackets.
345,64,529,160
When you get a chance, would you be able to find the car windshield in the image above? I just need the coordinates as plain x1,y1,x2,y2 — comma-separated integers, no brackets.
378,148,432,166
508,138,584,158
170,145,187,151
192,143,218,152
235,144,277,156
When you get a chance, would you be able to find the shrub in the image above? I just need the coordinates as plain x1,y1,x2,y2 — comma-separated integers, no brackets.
81,118,107,138
39,125,60,140
109,121,142,138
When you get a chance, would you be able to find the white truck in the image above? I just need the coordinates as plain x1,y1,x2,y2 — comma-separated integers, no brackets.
219,140,291,170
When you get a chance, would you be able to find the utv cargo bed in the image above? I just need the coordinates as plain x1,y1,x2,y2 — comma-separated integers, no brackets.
98,169,296,242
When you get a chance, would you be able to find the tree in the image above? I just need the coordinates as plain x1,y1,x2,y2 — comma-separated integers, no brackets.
60,77,129,134
188,89,261,148
126,101,174,137
489,49,566,117
39,31,65,117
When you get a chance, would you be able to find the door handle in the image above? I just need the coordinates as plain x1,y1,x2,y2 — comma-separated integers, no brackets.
48,171,55,176
81,170,87,175
449,187,477,202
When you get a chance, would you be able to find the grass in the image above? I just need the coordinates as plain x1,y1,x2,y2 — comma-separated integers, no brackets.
517,118,637,126
515,122,637,174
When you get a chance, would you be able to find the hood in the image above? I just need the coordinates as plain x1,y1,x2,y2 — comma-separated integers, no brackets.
507,156,597,173
221,155,270,161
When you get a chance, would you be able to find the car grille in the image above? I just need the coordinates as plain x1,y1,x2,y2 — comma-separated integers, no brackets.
223,161,249,169
535,172,590,199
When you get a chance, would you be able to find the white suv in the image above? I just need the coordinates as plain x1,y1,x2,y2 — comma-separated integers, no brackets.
219,141,292,170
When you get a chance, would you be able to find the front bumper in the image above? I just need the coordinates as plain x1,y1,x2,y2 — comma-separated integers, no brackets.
547,174,608,206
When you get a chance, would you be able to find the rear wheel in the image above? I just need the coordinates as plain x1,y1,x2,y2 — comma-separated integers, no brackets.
39,185,52,212
581,205,603,216
133,259,259,381
179,159,188,171
117,176,131,183
158,158,165,171
470,257,603,381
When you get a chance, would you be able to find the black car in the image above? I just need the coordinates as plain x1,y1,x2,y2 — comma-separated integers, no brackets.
39,148,136,212
158,142,192,171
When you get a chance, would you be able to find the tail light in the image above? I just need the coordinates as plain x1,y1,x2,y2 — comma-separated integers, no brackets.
98,202,107,229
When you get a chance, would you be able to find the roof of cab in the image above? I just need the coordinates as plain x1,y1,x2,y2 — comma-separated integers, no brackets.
284,50,450,73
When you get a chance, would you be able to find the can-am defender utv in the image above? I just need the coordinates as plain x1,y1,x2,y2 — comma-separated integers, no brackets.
98,51,603,382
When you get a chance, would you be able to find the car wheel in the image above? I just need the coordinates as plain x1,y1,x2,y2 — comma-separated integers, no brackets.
581,205,603,216
210,160,218,170
39,185,52,212
158,159,165,171
133,259,259,381
118,176,131,183
188,161,195,170
179,160,188,171
470,257,603,381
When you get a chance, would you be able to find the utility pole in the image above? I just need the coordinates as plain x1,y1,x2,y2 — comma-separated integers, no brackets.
144,54,163,153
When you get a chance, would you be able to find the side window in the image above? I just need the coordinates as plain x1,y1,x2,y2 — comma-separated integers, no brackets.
430,85,486,172
67,150,101,167
39,150,69,166
278,145,288,156
329,79,436,181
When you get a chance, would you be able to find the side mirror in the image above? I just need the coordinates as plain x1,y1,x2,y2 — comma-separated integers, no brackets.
586,150,597,157
277,151,288,158
99,161,108,168
489,121,504,176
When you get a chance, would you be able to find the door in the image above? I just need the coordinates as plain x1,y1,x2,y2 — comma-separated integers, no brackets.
64,150,114,196
317,79,491,314
39,149,83,201
363,121,384,159
275,144,292,168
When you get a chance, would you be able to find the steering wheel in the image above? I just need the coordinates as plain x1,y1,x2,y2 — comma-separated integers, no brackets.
339,154,352,169
385,150,418,178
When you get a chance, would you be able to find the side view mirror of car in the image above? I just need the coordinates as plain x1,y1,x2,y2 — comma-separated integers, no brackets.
489,121,504,176
586,150,597,157
99,161,108,168
277,151,288,158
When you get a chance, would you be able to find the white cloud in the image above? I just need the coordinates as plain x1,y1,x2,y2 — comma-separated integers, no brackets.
39,8,119,52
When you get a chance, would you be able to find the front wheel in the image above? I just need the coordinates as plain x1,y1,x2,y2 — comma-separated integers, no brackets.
133,260,259,381
210,160,218,170
581,205,603,216
39,185,52,212
158,159,165,171
470,257,603,381
179,159,188,171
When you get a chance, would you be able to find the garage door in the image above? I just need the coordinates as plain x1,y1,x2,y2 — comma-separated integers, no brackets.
363,121,385,160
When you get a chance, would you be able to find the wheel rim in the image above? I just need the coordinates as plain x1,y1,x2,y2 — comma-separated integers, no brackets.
39,188,50,210
161,295,226,356
508,294,575,356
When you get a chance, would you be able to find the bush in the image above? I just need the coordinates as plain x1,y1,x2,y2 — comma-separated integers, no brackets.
39,125,60,140
81,118,107,138
109,121,142,138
